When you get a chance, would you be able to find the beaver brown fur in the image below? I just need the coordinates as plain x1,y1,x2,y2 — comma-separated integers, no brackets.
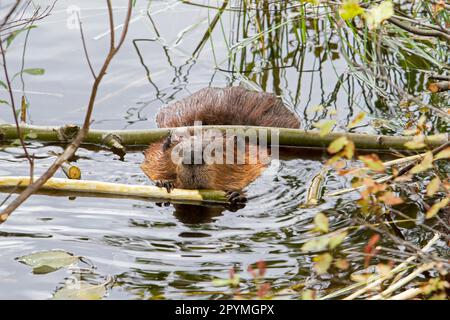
141,86,300,204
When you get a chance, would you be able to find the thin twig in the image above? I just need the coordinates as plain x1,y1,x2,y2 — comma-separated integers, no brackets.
0,31,34,182
77,11,97,80
0,0,134,223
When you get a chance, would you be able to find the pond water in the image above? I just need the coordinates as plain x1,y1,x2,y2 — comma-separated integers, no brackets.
0,0,447,299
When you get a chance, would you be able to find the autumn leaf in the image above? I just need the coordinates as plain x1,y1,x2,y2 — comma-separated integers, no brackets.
410,152,433,174
257,260,266,277
376,264,392,278
314,212,329,233
308,104,324,113
326,154,343,166
404,134,426,149
358,154,385,172
327,136,348,154
301,290,316,300
328,231,348,249
348,112,366,129
378,192,404,206
426,177,441,197
426,198,449,219
301,236,329,252
314,120,336,137
339,0,364,20
313,253,333,275
434,147,450,161
343,140,355,159
364,234,380,267
335,259,350,270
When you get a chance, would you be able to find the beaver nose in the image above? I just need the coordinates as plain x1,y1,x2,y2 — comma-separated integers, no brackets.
187,147,203,165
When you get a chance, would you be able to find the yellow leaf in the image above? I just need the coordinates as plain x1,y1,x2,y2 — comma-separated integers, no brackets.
358,154,385,172
351,273,374,283
376,264,392,278
313,253,333,275
410,152,433,175
425,197,449,219
343,140,355,159
426,177,441,197
329,231,348,249
301,0,321,5
404,135,426,149
308,104,324,113
301,236,329,252
434,147,450,161
314,120,336,137
301,290,316,300
339,0,364,20
348,111,366,129
314,212,329,233
327,136,349,154
364,1,394,29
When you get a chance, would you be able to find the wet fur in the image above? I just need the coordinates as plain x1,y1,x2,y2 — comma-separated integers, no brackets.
141,86,299,191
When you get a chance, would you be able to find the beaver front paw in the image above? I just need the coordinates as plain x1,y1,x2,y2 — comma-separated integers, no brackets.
225,191,247,212
226,191,247,204
156,180,175,193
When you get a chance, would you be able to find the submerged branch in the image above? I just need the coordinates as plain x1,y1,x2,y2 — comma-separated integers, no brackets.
0,124,447,151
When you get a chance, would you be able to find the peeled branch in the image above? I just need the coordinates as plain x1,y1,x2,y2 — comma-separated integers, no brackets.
428,81,450,93
0,176,229,205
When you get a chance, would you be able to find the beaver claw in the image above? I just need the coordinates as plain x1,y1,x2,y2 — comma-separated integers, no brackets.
225,191,247,212
156,180,175,193
226,191,248,204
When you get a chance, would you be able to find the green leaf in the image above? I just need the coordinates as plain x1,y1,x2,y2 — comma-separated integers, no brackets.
0,80,7,90
364,1,394,29
21,68,45,76
0,99,9,105
339,0,364,20
314,213,329,233
313,253,333,275
17,250,80,274
6,26,37,48
11,139,22,146
53,282,106,300
12,68,45,81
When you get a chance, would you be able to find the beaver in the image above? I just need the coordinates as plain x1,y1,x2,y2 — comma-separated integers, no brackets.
141,86,300,205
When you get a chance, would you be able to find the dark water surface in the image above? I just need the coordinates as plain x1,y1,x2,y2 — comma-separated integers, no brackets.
0,0,447,299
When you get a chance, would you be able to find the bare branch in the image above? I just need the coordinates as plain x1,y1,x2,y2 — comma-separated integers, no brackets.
0,0,134,223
